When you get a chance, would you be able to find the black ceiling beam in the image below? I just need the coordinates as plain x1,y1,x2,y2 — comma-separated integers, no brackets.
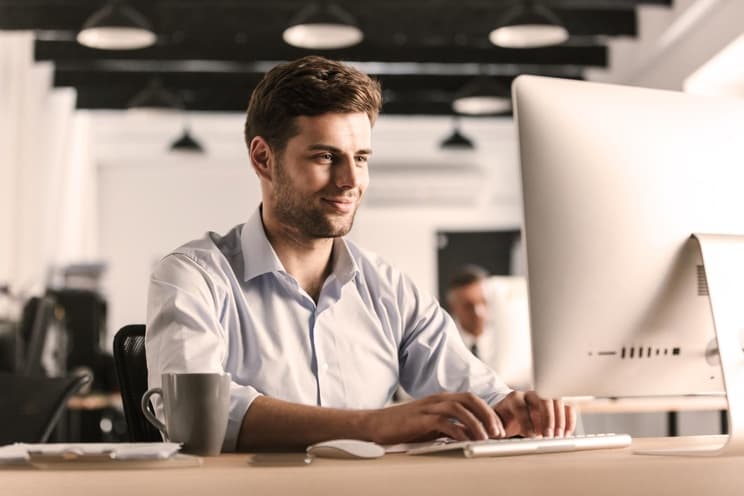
56,70,583,114
54,71,514,93
52,68,583,93
0,1,673,6
71,88,506,115
35,40,608,67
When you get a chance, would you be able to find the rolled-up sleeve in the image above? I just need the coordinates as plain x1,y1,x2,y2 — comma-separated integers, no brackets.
145,253,261,452
394,272,512,407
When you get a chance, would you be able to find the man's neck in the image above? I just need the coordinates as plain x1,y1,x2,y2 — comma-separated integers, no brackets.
261,211,334,303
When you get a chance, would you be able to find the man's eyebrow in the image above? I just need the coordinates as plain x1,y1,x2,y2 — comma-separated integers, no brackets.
307,144,373,155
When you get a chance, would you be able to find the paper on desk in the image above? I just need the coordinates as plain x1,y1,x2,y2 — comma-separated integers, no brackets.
0,443,181,462
0,444,30,463
111,443,181,460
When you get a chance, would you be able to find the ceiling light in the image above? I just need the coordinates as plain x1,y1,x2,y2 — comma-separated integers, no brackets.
170,125,205,153
77,0,156,50
283,3,363,50
452,78,511,115
440,120,475,150
489,2,569,49
127,78,182,114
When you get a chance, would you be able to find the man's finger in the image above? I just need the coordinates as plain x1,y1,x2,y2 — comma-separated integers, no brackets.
434,416,469,442
565,404,577,436
552,398,566,437
428,401,488,440
455,392,502,438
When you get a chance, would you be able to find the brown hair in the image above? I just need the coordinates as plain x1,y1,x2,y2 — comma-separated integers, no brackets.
244,55,383,153
447,265,489,291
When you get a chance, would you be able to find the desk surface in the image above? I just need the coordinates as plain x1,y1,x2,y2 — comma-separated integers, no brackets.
3,436,743,496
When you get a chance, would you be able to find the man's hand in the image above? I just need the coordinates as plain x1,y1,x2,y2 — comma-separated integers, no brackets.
360,392,506,445
237,391,575,451
493,390,576,438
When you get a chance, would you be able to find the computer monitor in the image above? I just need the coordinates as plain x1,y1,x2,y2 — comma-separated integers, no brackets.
513,75,744,455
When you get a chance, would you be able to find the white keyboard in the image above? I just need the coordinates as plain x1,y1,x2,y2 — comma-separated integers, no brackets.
406,433,632,458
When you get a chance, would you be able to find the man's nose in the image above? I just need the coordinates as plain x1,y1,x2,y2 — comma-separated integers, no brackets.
474,304,487,318
334,157,360,189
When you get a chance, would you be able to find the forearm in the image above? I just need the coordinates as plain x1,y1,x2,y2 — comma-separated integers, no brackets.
236,396,370,451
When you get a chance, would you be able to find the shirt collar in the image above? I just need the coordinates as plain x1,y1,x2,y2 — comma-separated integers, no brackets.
241,206,360,285
330,236,360,286
241,207,286,282
458,327,478,348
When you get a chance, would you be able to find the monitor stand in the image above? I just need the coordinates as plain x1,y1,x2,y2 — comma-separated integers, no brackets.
635,234,744,456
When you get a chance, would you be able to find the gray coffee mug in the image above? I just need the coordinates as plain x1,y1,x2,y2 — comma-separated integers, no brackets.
142,372,231,456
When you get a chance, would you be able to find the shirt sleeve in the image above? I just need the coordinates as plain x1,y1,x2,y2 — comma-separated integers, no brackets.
145,253,261,452
394,272,512,407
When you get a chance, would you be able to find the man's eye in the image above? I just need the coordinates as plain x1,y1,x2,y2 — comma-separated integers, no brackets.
316,153,334,162
356,156,369,164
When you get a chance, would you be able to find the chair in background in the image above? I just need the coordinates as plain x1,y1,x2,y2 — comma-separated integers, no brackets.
47,289,115,391
0,371,92,444
113,324,161,442
19,296,65,377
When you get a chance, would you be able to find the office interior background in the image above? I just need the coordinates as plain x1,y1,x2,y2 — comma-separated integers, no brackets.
1,0,743,442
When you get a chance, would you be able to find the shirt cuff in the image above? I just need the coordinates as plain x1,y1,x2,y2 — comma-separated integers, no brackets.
222,384,262,452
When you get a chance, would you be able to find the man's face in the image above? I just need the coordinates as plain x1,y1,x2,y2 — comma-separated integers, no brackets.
269,112,372,238
448,281,488,337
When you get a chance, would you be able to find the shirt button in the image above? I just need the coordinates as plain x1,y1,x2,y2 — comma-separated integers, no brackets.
321,363,329,371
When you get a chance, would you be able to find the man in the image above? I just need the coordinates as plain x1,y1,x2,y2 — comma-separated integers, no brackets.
146,56,575,452
448,266,534,390
447,265,491,360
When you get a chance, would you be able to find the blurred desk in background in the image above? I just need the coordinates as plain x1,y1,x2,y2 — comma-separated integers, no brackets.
575,395,727,414
67,393,121,411
58,392,125,443
574,395,728,437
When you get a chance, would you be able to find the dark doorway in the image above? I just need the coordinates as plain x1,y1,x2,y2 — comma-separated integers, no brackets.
436,230,521,303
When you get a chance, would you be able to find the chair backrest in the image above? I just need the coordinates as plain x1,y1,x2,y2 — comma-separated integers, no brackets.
113,324,161,442
20,296,60,376
47,289,106,370
0,371,92,444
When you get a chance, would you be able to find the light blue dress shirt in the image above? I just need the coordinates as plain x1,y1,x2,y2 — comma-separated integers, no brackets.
146,208,511,451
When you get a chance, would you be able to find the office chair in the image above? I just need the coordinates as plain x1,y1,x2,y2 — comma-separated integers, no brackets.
0,370,92,444
19,295,65,377
113,324,161,442
48,289,115,390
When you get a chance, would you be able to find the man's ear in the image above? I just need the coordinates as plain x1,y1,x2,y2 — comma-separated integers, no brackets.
249,136,274,182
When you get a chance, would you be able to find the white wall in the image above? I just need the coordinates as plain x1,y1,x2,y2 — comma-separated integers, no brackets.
95,113,521,339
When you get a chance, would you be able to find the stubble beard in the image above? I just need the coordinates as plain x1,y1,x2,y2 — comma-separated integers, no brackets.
272,160,359,239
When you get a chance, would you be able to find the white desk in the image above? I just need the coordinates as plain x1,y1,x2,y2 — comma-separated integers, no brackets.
3,436,743,496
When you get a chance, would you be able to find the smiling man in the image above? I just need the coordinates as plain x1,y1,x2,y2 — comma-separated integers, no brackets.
146,56,574,452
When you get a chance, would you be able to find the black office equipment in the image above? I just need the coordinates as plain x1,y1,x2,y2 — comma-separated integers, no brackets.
0,371,92,444
113,324,161,442
19,296,66,377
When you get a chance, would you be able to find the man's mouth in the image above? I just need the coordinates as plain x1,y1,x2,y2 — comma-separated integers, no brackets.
321,197,357,213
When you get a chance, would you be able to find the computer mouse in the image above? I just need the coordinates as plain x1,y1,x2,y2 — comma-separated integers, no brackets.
306,439,385,459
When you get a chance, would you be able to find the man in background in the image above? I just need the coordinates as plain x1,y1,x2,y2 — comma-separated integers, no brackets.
447,265,492,360
447,265,535,390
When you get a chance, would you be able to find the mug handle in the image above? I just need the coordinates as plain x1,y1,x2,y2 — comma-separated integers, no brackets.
141,387,169,440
